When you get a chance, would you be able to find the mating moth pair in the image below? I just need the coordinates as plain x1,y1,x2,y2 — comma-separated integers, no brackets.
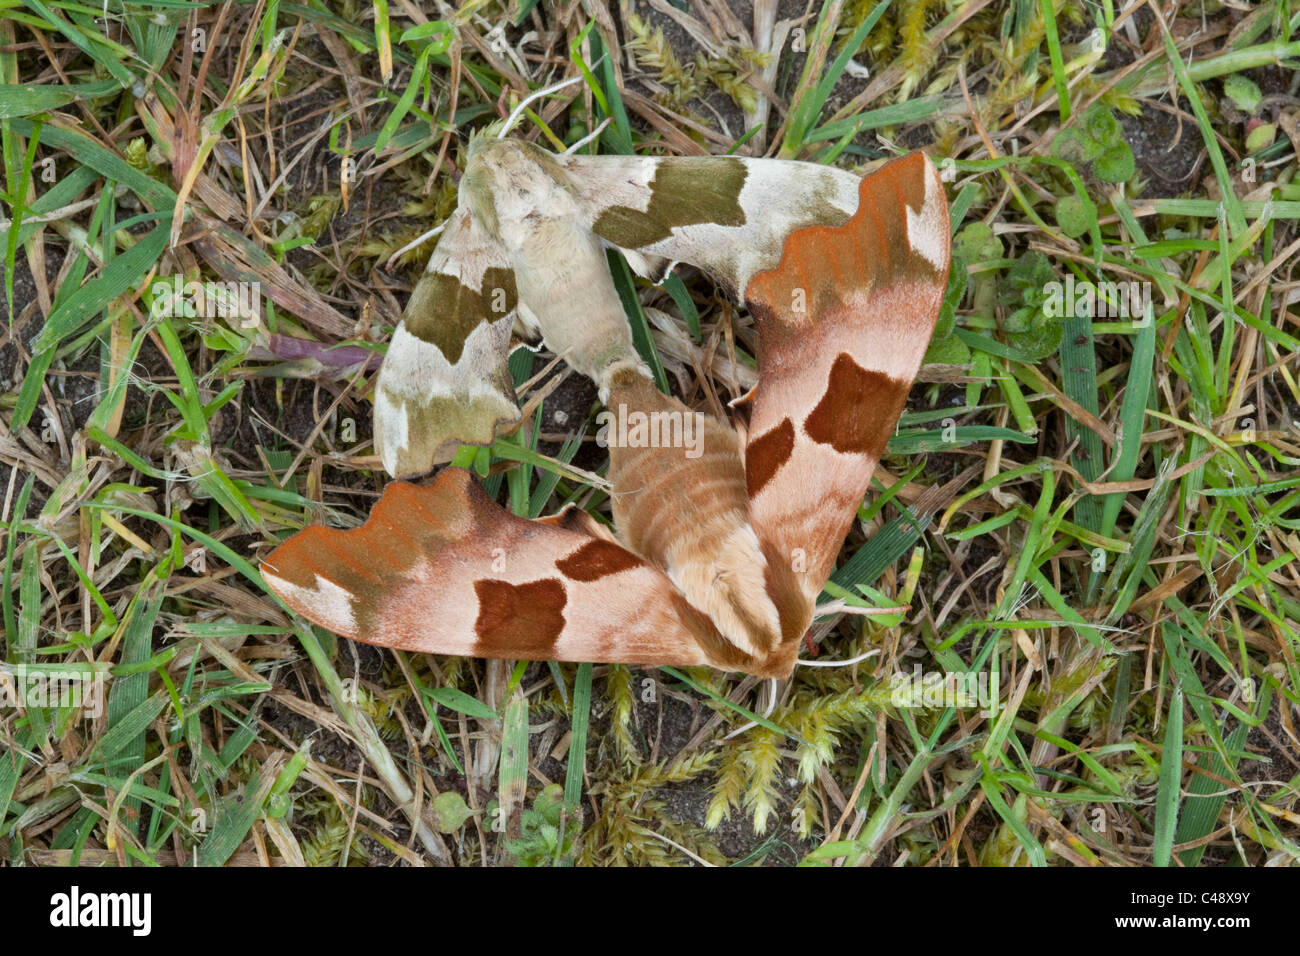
262,136,951,679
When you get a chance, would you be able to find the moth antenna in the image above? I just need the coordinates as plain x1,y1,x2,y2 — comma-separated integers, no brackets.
720,678,782,741
796,648,881,668
719,721,753,742
563,117,612,154
499,61,605,140
384,221,446,270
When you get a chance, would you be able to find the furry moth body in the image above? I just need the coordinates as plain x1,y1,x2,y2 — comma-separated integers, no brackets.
262,141,951,678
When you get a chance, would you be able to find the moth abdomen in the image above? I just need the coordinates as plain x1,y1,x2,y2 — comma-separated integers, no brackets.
603,366,784,659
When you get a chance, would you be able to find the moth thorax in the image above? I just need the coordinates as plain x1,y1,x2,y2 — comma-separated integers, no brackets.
508,222,640,383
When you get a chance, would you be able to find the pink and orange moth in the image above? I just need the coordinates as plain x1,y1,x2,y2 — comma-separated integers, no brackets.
261,137,951,679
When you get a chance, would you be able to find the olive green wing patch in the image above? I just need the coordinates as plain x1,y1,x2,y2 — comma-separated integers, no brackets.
557,153,862,297
374,207,523,479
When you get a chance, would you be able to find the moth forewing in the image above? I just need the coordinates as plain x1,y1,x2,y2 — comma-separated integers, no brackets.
374,206,524,478
555,151,864,297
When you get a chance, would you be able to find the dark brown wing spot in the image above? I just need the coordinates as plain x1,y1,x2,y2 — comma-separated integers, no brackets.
556,539,643,581
473,578,566,656
746,417,795,498
804,353,908,457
